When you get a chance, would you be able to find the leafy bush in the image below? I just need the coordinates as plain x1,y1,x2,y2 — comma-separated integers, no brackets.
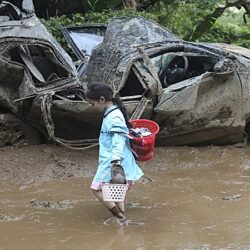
42,8,160,55
41,15,72,54
42,4,250,55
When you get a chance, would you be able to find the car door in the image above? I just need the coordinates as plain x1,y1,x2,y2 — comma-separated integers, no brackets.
153,62,243,145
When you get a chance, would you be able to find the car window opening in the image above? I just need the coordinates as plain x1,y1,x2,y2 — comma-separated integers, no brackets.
119,67,145,97
0,3,21,21
8,44,70,86
151,53,219,88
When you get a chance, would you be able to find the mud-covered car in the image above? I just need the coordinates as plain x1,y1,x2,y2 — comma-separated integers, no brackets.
1,0,250,147
59,15,250,146
0,0,88,147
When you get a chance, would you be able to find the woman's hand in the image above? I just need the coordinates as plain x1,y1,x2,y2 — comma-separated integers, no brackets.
111,159,121,165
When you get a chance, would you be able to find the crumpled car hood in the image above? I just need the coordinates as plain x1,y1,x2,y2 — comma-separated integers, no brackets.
84,16,181,92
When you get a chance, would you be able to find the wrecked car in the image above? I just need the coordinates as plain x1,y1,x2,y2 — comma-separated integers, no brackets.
1,0,250,147
0,0,87,147
57,14,250,146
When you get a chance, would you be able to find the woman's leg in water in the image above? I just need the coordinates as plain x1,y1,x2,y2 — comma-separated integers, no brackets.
92,190,126,219
115,181,132,214
115,202,125,213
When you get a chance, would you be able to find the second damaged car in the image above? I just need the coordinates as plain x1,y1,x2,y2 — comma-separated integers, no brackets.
77,16,250,146
1,1,250,147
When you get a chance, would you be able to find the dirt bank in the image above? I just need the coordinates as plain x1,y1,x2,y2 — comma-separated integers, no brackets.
2,143,248,184
0,144,98,185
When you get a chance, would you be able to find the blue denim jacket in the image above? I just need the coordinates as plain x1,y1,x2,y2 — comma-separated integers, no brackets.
93,105,144,183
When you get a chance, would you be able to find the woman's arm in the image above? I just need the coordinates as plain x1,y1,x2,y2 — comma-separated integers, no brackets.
108,115,128,162
110,132,126,162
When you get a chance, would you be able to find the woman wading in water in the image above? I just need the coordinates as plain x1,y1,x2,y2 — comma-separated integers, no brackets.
86,83,144,220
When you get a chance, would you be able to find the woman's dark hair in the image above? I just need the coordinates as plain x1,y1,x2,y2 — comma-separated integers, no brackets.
86,83,131,128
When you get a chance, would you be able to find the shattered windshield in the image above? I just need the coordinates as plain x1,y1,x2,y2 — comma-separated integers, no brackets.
68,31,103,57
5,44,71,86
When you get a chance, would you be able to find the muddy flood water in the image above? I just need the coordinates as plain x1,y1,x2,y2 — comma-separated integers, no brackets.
0,144,250,249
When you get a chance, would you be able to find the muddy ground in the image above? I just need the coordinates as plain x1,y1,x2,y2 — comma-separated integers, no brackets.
0,144,250,249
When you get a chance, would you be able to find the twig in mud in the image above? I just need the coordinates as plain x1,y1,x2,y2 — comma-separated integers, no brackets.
140,176,152,183
222,194,241,200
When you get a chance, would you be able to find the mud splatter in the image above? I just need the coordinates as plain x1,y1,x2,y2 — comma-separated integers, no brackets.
30,200,79,210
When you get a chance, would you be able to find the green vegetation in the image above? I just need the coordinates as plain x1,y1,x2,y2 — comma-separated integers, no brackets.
40,1,250,51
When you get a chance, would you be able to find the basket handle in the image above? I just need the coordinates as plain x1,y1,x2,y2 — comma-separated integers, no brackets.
100,164,128,184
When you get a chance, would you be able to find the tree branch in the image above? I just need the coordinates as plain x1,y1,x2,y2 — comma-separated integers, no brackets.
185,0,247,41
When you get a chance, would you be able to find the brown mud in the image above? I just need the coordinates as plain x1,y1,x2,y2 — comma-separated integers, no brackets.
0,144,250,249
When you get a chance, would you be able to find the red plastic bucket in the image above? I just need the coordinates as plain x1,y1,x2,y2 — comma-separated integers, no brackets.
129,119,159,161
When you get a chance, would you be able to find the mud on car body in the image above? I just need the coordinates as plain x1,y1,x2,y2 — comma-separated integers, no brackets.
0,0,250,147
